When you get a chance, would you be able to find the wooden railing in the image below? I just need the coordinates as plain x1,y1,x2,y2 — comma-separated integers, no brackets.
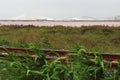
0,47,71,60
0,47,120,66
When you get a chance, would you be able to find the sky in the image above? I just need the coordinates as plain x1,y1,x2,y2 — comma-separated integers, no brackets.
0,0,120,20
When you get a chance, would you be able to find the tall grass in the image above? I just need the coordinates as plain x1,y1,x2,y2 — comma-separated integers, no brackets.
0,25,120,52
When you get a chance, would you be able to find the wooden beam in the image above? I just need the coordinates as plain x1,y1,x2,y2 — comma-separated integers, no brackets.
88,52,120,60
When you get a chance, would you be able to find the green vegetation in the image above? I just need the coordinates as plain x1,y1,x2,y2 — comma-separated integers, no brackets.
0,25,120,52
0,25,120,80
0,45,120,80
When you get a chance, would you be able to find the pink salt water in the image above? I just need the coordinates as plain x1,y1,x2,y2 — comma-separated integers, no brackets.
0,21,120,27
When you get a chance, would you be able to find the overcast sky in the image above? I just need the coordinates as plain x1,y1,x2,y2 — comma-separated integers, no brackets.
0,0,120,19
